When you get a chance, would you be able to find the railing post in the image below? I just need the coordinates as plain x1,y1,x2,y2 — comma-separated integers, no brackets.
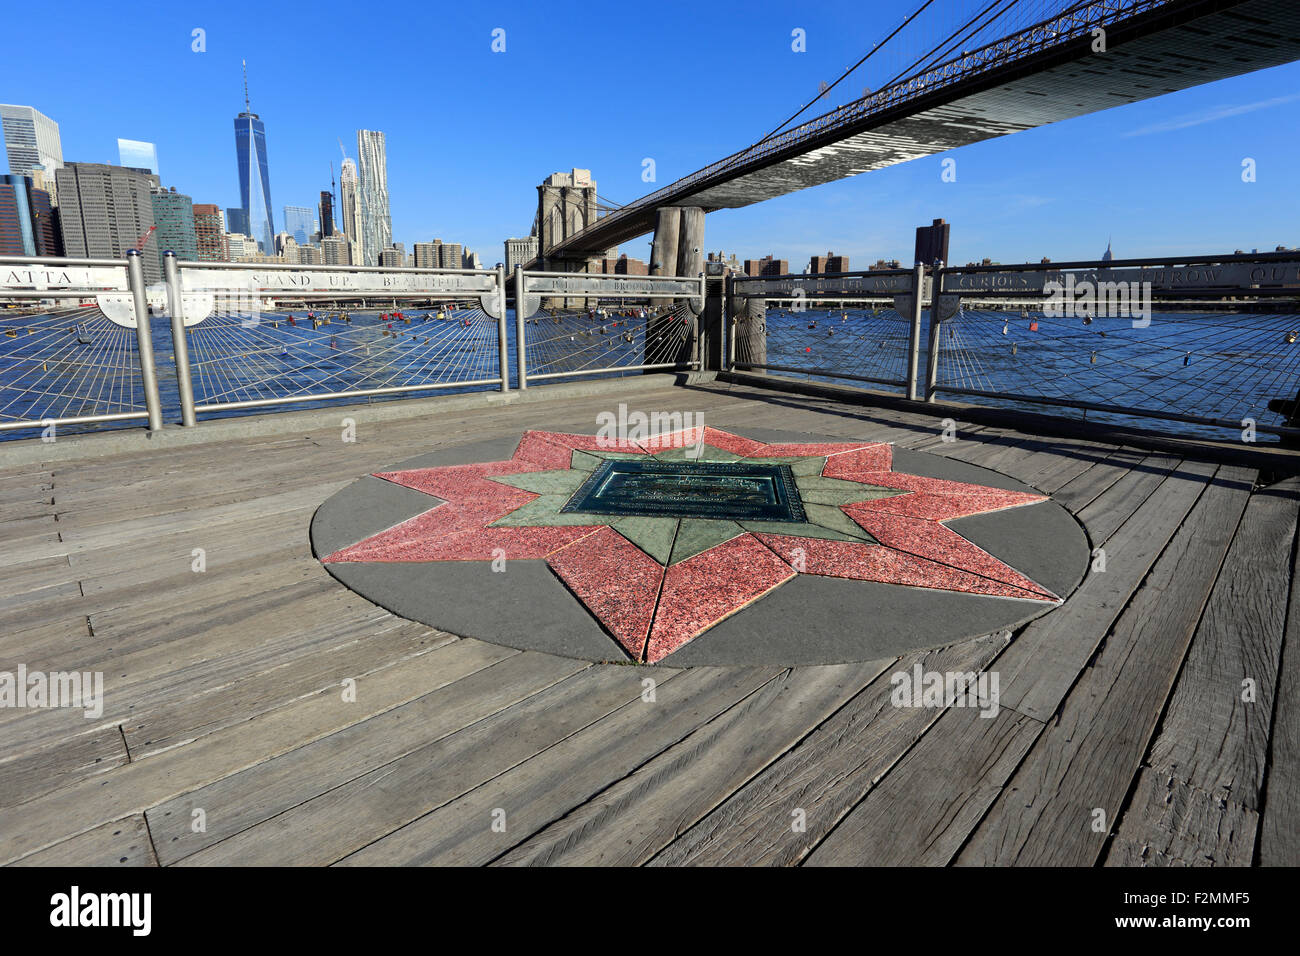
513,265,528,389
906,262,925,401
725,272,736,371
925,265,943,402
163,252,197,426
127,250,164,431
496,264,510,392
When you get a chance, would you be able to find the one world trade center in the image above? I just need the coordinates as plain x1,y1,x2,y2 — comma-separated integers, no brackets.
234,61,274,253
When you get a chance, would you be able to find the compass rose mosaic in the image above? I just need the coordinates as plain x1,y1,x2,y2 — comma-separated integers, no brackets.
314,427,1085,665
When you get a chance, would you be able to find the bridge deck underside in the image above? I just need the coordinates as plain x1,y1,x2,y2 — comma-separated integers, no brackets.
553,0,1300,257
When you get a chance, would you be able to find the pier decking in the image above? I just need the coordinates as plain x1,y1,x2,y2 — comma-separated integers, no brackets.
1,378,1297,866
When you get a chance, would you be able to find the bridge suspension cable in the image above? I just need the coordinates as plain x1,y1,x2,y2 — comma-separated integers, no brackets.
759,0,938,144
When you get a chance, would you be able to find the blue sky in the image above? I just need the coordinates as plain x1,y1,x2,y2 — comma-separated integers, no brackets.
5,0,1298,268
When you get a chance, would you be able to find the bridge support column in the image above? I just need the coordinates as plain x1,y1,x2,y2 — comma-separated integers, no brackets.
650,208,680,277
676,207,704,278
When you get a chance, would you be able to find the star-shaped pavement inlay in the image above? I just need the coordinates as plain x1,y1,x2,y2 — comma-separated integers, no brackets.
323,427,1059,663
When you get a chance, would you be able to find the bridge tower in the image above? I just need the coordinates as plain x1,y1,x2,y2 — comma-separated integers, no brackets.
536,169,604,272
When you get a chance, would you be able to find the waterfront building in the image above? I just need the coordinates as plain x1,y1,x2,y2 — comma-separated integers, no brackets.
413,241,438,269
193,204,227,261
339,157,362,260
234,63,275,252
504,236,538,273
225,206,249,237
117,139,159,175
318,191,334,239
283,205,312,245
356,130,391,265
55,162,160,282
378,246,403,268
743,255,788,277
0,174,61,256
225,233,257,259
151,186,197,270
914,218,950,266
1,105,63,181
321,233,351,265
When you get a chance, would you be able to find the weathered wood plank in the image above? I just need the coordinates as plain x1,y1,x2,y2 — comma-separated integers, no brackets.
10,815,156,867
0,638,518,864
147,652,588,864
477,662,890,867
1104,770,1258,867
200,667,776,866
1258,511,1300,866
996,459,1220,721
804,706,1041,866
1138,477,1296,807
955,466,1253,865
650,633,1006,866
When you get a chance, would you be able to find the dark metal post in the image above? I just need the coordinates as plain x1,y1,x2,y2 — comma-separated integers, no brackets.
925,266,943,402
906,262,924,401
163,252,197,426
127,250,163,431
496,264,509,392
513,265,528,389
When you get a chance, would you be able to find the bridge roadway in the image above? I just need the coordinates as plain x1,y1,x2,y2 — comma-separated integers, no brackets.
0,375,1297,866
550,0,1300,259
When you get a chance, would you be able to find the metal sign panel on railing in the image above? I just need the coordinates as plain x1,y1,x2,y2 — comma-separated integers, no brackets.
732,272,914,297
943,261,1300,296
0,263,129,293
517,273,705,318
177,265,504,319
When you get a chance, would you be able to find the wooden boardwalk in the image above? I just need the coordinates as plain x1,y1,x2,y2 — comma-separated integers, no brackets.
1,379,1297,866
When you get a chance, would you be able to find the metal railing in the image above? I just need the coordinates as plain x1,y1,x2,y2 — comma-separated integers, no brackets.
724,252,1300,441
0,252,162,436
0,258,709,440
728,266,924,397
167,257,510,421
512,267,704,387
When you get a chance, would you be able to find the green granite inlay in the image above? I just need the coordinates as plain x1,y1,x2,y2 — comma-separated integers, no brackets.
489,469,588,495
492,495,605,527
740,519,862,544
669,519,745,565
795,475,905,506
613,516,679,565
653,444,742,463
570,449,647,471
802,502,879,543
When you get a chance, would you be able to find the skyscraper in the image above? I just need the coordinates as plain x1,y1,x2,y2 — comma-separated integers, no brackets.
55,162,160,282
151,186,198,270
356,130,391,266
1,105,63,179
193,204,226,261
282,205,312,245
318,190,334,239
225,206,249,236
0,175,60,256
233,62,274,252
339,157,362,259
118,139,159,175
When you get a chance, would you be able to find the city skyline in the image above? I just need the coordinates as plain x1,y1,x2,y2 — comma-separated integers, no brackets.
1,1,1298,268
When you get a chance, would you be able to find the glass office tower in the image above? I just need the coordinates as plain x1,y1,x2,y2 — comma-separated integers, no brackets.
234,109,274,253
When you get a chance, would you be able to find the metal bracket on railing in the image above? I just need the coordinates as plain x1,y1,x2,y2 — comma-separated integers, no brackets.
933,293,963,322
515,271,705,320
